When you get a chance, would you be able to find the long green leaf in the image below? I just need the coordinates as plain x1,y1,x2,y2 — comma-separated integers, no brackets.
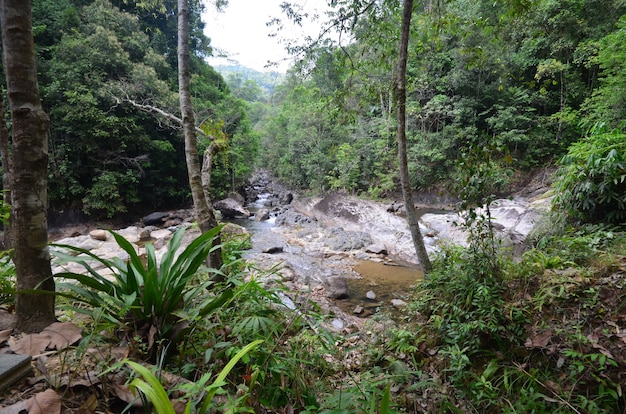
109,230,146,293
171,225,222,279
159,227,186,283
54,271,114,294
52,244,121,277
379,383,391,414
198,288,233,317
126,360,176,414
199,339,263,413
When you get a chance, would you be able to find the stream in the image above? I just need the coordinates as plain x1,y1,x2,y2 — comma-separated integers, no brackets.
231,189,424,320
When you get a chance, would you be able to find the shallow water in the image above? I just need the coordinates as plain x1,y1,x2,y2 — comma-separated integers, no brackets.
337,261,423,317
234,193,426,318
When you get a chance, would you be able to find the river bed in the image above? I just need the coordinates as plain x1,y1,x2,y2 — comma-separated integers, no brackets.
231,194,424,319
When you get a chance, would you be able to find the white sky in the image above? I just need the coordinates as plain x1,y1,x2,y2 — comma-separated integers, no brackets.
203,0,328,73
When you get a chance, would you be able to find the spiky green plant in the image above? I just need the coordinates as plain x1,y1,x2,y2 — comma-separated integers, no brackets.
52,225,231,357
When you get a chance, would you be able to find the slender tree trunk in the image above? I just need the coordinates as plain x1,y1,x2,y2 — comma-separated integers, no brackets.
1,0,56,332
396,0,432,274
178,0,222,269
201,143,220,206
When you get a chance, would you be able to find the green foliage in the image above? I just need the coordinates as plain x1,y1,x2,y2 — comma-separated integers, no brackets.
412,244,525,354
28,0,256,216
126,339,263,413
82,170,141,218
454,141,513,276
554,125,626,224
581,15,626,131
52,226,228,359
0,251,15,307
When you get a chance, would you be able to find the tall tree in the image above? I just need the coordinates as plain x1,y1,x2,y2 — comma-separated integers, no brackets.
178,0,222,269
1,0,56,332
396,0,431,273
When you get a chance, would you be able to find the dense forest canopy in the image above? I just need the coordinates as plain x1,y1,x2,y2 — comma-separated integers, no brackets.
0,0,624,224
2,0,257,219
257,0,626,202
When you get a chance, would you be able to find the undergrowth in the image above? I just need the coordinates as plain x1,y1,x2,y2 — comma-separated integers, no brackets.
3,208,626,412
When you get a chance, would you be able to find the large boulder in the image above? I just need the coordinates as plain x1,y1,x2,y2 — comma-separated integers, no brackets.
420,196,552,249
275,208,316,226
213,198,251,218
227,191,246,206
324,227,372,252
143,211,170,226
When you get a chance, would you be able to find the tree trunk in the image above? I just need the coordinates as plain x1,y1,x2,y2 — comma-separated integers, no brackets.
1,0,56,332
177,0,222,270
396,0,432,274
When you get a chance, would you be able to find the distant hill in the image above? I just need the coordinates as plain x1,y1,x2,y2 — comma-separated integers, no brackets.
214,65,284,100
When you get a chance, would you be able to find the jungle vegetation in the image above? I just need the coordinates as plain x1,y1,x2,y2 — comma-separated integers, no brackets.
0,0,625,412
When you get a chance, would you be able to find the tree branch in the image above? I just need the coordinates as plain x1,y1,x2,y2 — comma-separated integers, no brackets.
112,95,215,140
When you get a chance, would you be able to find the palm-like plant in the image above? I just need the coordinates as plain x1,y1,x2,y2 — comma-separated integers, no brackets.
52,225,231,357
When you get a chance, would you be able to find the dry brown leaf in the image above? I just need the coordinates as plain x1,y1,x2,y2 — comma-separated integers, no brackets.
605,321,621,334
8,333,51,355
36,355,48,375
43,321,83,350
0,399,28,414
79,393,98,412
173,400,189,414
110,346,130,362
148,325,157,350
8,322,82,355
112,383,143,406
25,389,62,414
67,370,101,388
0,328,12,344
525,331,552,348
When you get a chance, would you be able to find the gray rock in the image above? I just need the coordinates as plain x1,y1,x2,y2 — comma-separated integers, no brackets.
366,290,377,300
331,318,344,331
151,229,172,240
139,229,152,240
275,208,316,226
143,212,170,226
263,246,284,254
213,198,250,218
325,227,372,251
324,276,349,299
391,299,407,308
279,192,294,205
353,305,364,314
227,191,246,206
163,218,183,227
365,244,388,255
89,229,108,241
255,208,271,221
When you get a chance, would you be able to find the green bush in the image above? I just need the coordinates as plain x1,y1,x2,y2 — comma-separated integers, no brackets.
554,125,626,224
52,225,230,359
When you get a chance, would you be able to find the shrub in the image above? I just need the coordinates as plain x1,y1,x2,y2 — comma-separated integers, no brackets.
554,124,626,224
52,225,230,359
